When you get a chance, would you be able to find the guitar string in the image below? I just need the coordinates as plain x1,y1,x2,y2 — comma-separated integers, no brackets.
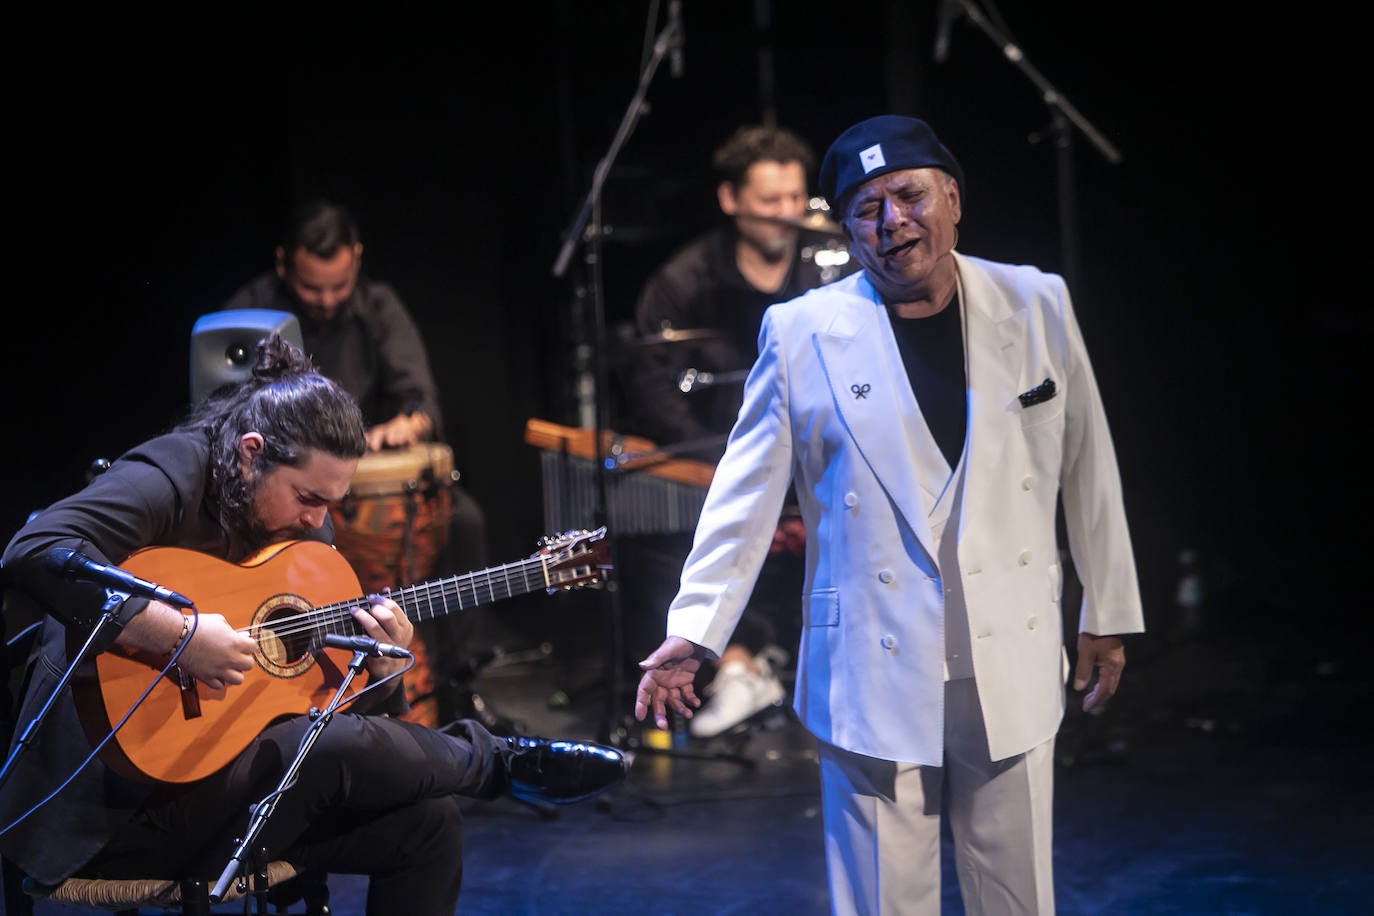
237,557,546,640
232,552,598,644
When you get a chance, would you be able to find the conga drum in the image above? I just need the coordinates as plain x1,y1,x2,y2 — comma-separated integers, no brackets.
331,442,458,726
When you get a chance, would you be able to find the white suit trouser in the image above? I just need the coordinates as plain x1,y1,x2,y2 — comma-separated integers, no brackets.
818,678,1056,915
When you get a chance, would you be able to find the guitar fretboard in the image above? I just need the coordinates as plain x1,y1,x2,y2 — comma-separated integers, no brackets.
261,556,550,645
386,554,553,623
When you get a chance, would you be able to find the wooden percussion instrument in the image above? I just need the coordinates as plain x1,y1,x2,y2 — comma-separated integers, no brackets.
330,441,458,726
524,418,715,536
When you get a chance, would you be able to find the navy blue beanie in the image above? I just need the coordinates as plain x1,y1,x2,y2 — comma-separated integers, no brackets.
819,115,964,206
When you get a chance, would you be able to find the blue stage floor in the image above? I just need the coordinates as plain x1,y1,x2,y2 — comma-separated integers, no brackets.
19,619,1374,915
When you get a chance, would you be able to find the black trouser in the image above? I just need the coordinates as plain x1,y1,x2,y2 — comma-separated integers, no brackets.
86,716,511,916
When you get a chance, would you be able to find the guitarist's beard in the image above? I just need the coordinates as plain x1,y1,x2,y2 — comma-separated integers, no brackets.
229,474,309,557
241,516,310,555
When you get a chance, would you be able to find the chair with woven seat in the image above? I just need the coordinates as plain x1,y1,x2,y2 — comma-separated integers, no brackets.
23,857,306,915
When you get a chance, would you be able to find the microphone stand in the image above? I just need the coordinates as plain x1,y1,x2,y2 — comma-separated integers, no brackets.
209,648,371,905
952,0,1122,293
0,590,127,787
550,7,681,747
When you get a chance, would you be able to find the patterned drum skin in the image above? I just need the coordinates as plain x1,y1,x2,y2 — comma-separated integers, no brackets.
330,442,457,726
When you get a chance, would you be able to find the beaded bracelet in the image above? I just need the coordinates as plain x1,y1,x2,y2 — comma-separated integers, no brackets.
168,615,191,655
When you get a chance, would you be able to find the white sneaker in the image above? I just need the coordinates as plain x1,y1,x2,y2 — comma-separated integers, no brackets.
689,658,787,738
756,644,791,675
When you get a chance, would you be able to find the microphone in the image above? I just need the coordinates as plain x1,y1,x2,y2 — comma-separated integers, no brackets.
668,0,685,78
934,0,961,63
323,633,413,659
45,547,195,608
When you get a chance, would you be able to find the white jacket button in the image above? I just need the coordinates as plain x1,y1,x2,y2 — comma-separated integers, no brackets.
1018,550,1032,566
878,568,895,583
844,491,859,508
1022,475,1034,490
1027,615,1038,629
881,634,899,651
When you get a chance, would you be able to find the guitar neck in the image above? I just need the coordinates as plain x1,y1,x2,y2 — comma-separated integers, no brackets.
297,527,607,642
393,556,554,624
321,555,552,637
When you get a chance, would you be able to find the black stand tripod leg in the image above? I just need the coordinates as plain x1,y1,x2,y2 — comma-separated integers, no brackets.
636,742,757,770
178,876,212,916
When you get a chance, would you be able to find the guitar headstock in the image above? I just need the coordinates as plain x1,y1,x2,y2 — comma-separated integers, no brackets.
536,527,611,592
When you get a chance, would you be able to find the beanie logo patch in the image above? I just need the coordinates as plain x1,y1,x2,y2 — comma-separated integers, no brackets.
859,143,886,174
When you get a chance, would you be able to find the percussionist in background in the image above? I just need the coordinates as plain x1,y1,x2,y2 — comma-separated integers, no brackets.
221,198,492,726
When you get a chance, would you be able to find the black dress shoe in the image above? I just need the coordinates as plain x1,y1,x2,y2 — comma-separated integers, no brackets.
506,736,627,805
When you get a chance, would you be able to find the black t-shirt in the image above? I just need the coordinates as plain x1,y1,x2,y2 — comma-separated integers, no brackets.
889,295,967,468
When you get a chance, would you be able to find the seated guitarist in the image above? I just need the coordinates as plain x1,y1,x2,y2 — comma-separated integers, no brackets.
0,334,625,915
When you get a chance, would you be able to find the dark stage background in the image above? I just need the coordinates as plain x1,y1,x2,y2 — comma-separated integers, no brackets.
4,3,1360,663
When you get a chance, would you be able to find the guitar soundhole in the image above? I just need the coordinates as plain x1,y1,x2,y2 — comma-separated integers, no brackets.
251,594,319,679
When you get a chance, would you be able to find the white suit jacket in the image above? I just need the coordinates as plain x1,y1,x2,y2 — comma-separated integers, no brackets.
665,252,1144,764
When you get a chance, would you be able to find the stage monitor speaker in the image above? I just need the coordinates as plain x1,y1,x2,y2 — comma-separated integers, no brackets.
189,309,304,404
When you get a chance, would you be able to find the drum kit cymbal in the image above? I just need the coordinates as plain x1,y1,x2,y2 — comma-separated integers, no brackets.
631,327,724,348
741,211,845,235
631,211,846,352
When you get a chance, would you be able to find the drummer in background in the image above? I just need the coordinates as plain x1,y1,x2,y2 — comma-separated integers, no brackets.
619,125,858,739
219,198,493,720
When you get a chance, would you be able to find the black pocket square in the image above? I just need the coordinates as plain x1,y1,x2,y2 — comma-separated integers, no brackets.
1018,378,1057,407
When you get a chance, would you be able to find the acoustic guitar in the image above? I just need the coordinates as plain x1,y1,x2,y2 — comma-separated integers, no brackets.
73,528,609,785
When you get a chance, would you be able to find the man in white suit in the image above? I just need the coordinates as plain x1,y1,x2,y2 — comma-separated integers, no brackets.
633,115,1144,915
